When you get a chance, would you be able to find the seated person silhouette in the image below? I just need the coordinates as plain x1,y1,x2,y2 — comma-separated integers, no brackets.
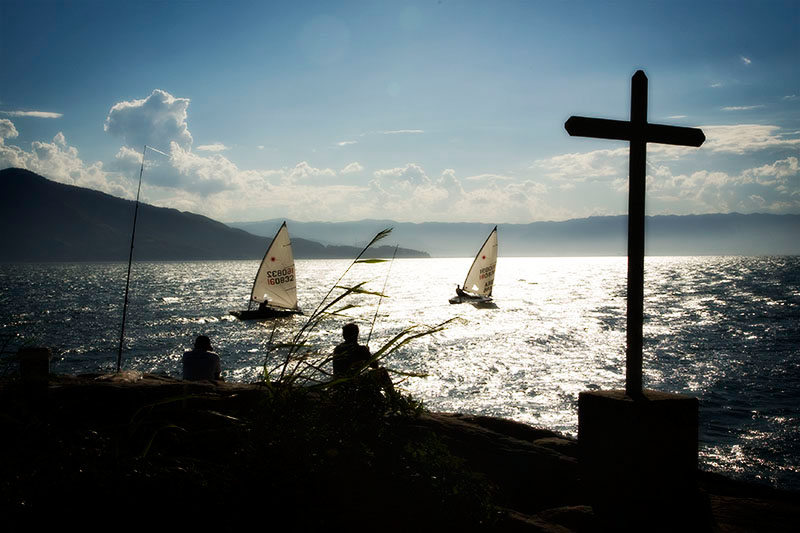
455,284,468,298
332,323,396,397
182,335,222,381
332,323,373,378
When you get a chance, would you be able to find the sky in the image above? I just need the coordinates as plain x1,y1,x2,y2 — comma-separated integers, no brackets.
1,0,798,224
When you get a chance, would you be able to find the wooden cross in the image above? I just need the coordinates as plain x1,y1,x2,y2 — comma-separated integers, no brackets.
565,70,705,397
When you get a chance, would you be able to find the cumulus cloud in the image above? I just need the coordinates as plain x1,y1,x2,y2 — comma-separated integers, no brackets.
373,162,430,184
359,164,555,222
341,161,363,174
0,119,19,140
533,148,627,181
741,156,799,188
700,125,800,154
196,143,229,152
104,89,193,150
1,111,63,119
0,123,132,199
644,156,799,215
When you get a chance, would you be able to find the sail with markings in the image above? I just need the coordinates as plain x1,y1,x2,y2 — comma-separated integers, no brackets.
450,226,497,304
463,226,497,297
251,221,298,310
231,221,301,319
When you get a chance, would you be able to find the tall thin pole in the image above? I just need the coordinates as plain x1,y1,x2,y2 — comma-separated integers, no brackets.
117,145,147,372
367,246,398,345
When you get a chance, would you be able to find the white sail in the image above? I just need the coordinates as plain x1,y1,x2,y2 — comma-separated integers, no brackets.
462,226,497,297
250,222,298,310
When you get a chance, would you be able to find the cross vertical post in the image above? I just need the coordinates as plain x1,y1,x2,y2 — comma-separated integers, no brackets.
626,71,647,396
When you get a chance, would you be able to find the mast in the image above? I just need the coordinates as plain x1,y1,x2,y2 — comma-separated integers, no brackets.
117,145,146,372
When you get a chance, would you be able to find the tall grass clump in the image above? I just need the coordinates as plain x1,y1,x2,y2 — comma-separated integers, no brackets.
260,227,454,396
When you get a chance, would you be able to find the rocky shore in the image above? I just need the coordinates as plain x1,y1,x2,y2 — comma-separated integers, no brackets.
1,373,797,530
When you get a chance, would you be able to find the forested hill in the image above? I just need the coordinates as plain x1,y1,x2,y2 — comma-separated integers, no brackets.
0,168,428,261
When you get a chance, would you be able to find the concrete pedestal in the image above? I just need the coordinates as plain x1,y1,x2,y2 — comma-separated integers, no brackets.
579,389,705,530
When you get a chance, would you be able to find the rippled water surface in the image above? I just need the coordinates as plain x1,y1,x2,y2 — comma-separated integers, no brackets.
1,256,798,490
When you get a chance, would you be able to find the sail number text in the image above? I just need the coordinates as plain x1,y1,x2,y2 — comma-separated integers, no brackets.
266,266,295,285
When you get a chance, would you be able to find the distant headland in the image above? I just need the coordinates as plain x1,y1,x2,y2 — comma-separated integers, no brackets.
0,168,429,262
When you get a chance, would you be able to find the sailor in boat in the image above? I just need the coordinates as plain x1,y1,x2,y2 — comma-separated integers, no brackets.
455,284,468,298
182,335,223,381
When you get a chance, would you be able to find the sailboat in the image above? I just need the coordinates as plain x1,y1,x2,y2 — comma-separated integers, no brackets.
231,221,302,319
449,226,498,305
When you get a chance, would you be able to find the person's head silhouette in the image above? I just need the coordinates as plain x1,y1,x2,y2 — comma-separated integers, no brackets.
342,323,359,343
195,335,212,352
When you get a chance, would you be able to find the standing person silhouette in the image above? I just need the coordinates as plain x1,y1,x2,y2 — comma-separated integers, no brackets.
182,335,223,381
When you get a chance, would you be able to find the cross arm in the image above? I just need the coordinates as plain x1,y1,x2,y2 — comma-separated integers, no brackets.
565,116,705,147
565,116,633,142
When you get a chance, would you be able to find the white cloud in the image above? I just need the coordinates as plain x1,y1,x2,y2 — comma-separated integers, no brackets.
741,156,799,187
533,148,627,181
374,162,428,182
341,161,363,174
383,129,424,135
284,161,336,184
0,124,132,199
337,140,358,146
104,89,193,150
645,156,799,215
666,115,687,120
783,95,798,101
722,105,764,111
741,56,752,65
710,82,723,88
196,143,229,152
0,119,19,140
0,111,63,119
700,125,800,154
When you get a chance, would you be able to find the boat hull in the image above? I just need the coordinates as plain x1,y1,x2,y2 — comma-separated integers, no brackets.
449,295,492,305
230,308,302,320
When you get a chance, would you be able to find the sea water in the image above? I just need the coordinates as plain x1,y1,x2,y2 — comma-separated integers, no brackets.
1,256,798,491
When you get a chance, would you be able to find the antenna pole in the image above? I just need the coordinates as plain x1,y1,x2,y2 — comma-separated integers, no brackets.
367,246,398,345
117,145,147,372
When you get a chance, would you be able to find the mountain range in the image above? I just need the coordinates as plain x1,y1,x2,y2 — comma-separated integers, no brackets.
2,167,798,261
0,168,428,262
232,213,800,257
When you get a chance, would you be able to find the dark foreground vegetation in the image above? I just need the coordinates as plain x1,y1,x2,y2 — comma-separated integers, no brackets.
1,374,798,531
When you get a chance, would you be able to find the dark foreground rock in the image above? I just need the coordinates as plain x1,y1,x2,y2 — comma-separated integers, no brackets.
1,374,797,531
